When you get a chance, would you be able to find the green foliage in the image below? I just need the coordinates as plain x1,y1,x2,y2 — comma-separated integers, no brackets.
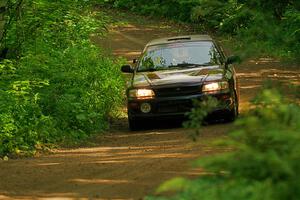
280,8,300,58
3,0,109,57
147,89,300,200
156,177,190,194
0,1,125,156
183,97,219,140
111,0,197,21
0,63,56,155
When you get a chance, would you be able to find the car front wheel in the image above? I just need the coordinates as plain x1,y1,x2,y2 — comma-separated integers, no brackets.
228,93,239,122
128,117,144,131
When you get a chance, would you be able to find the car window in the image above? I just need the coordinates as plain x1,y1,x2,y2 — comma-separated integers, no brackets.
137,41,222,72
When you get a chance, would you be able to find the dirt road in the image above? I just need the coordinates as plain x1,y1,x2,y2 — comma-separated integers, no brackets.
0,10,299,200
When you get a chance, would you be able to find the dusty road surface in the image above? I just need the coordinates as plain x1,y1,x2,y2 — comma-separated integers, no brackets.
0,10,299,200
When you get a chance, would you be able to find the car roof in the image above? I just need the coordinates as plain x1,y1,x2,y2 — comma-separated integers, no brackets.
145,35,213,47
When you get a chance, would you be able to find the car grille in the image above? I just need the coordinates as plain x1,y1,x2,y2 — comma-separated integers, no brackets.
157,99,193,113
154,85,201,97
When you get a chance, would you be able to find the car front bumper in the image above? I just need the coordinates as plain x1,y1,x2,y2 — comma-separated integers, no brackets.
127,92,234,119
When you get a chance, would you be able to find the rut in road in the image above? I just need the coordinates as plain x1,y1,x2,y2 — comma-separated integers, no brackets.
0,10,299,200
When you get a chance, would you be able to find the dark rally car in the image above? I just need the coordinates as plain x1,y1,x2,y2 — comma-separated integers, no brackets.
121,35,239,130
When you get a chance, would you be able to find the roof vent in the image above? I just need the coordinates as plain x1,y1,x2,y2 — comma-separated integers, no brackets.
167,37,191,41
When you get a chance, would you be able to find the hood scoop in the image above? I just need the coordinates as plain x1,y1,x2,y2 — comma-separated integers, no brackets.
167,37,191,41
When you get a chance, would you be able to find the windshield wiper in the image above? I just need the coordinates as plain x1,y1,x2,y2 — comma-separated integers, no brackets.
137,66,167,72
168,63,212,69
168,63,195,68
137,63,214,72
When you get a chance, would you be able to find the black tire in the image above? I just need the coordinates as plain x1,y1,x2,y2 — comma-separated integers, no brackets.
228,93,239,122
128,117,143,131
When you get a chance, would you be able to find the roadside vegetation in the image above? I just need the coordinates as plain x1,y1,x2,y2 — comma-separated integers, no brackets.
100,0,300,61
0,1,125,156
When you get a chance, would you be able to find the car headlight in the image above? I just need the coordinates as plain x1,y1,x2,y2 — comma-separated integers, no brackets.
202,81,229,93
129,89,155,99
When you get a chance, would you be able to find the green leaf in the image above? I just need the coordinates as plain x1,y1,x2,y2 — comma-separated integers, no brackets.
76,114,87,121
156,177,189,194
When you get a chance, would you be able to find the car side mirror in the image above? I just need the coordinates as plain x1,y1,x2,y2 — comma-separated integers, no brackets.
121,65,134,73
225,55,241,66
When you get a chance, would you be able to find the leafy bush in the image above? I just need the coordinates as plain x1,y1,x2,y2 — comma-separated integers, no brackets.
183,97,219,140
111,0,197,21
0,60,57,155
280,8,300,58
18,43,125,135
147,89,300,199
0,1,125,156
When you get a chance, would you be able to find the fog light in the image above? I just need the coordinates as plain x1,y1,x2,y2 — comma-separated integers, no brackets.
140,103,151,113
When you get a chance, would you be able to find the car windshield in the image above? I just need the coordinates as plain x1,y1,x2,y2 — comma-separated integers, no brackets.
137,41,222,72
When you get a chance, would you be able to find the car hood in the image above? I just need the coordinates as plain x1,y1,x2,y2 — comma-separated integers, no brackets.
132,65,225,88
